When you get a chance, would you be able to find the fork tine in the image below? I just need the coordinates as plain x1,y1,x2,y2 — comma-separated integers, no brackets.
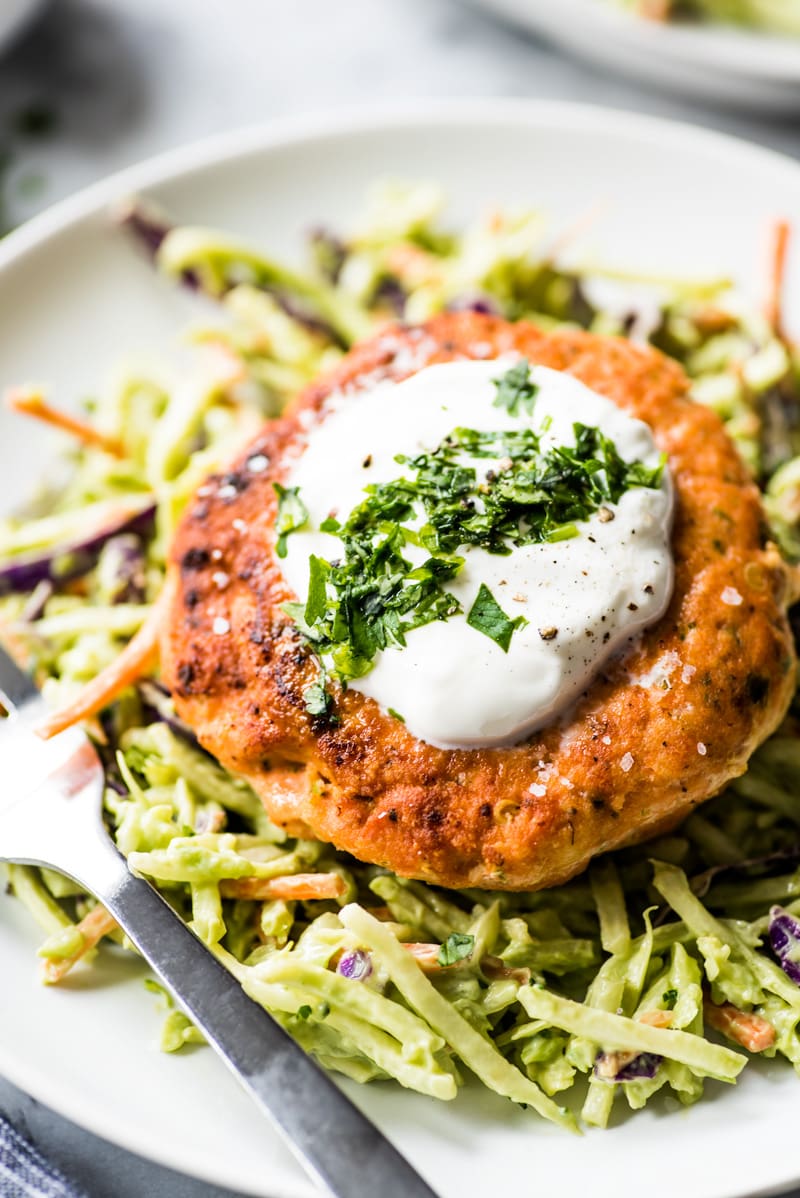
0,644,39,711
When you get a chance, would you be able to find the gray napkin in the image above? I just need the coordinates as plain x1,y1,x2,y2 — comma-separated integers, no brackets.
0,1115,86,1198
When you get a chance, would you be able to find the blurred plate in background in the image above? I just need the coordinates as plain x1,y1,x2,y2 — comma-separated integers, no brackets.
0,0,46,56
469,0,800,112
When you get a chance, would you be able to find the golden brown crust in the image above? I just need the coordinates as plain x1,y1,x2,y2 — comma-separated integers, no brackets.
161,314,796,890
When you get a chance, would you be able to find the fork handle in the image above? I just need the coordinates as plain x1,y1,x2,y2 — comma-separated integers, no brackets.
90,840,438,1198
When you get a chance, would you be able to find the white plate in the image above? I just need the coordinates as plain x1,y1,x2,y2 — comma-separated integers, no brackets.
2,101,800,1198
469,0,800,111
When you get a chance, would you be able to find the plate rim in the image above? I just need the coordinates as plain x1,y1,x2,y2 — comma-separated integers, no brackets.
3,97,800,1195
5,97,800,280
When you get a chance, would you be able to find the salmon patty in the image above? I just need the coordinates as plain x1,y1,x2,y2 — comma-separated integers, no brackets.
162,313,796,890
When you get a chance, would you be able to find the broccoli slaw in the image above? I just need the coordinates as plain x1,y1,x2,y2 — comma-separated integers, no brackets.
613,0,800,35
1,181,800,1130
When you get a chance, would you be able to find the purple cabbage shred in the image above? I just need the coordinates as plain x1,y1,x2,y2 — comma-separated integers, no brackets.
447,295,500,317
336,950,372,982
307,226,348,284
594,1050,662,1083
121,202,346,346
371,276,407,317
769,905,800,986
0,503,156,598
118,201,199,289
690,845,800,899
137,680,200,748
19,578,53,623
98,534,147,604
272,292,347,350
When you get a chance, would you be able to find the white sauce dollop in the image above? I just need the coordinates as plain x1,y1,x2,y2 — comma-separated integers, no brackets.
280,359,674,749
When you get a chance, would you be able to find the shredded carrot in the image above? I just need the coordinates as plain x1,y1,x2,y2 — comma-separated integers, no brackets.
219,873,346,902
364,905,394,922
401,942,516,976
35,584,172,740
403,943,443,972
385,243,436,283
480,955,531,984
766,218,791,342
637,0,671,20
42,905,118,984
703,998,776,1052
637,1009,673,1029
6,387,125,458
693,306,737,337
546,200,609,264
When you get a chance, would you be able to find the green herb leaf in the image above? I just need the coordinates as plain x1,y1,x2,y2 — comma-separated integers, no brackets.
437,932,476,967
387,707,406,722
492,358,539,419
273,483,309,558
305,555,329,625
303,682,331,717
296,1004,312,1020
466,583,526,653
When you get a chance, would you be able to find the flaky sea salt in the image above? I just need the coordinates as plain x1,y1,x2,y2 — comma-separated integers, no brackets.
620,753,634,773
721,587,743,607
212,617,230,635
697,742,707,756
631,649,681,691
529,783,547,798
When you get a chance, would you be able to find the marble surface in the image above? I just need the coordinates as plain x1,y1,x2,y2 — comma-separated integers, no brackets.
2,1,800,1195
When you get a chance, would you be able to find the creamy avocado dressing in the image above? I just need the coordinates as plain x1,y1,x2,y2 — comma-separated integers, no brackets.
280,359,674,749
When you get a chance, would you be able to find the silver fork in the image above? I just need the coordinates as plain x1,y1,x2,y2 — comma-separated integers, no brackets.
0,647,439,1198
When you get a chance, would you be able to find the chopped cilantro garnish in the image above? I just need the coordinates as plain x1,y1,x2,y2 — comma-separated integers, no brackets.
297,1004,312,1020
467,583,527,652
492,358,539,418
283,518,462,684
437,932,475,967
273,483,308,558
302,682,331,717
279,414,664,687
305,554,329,624
662,988,678,1005
387,707,405,722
